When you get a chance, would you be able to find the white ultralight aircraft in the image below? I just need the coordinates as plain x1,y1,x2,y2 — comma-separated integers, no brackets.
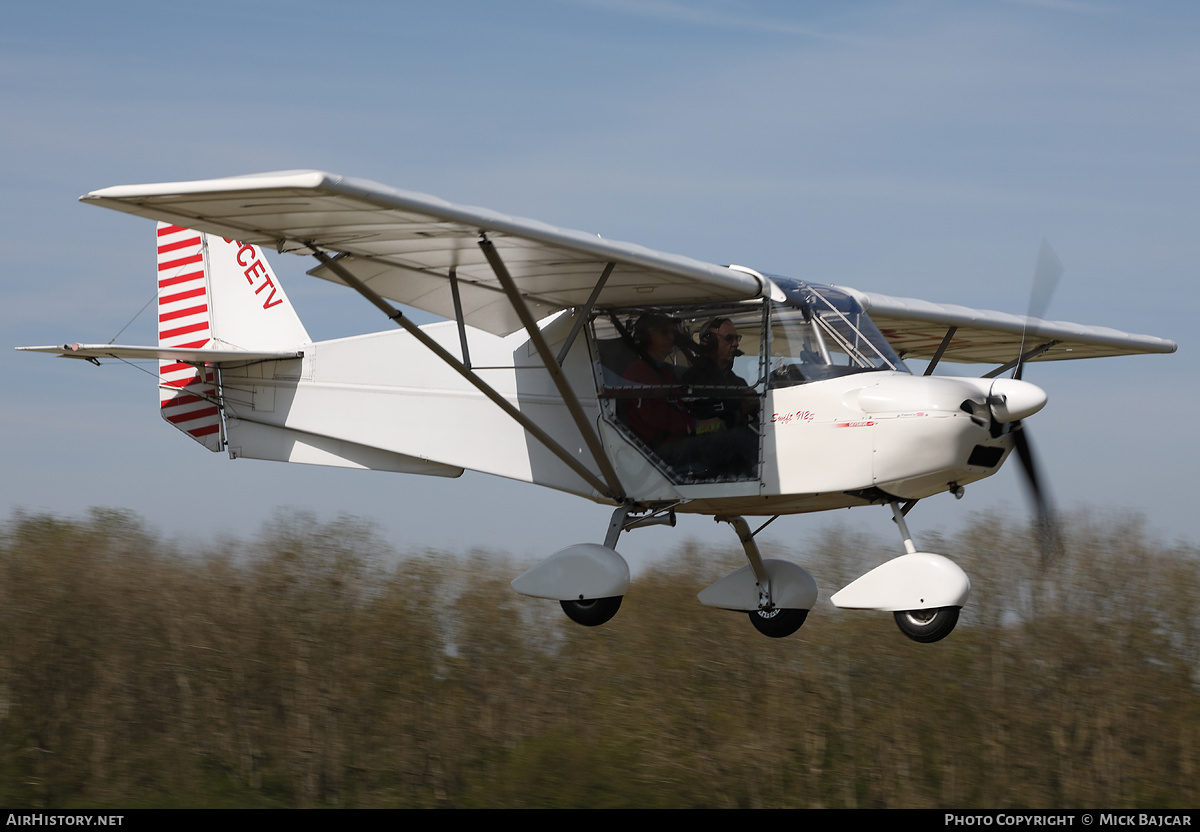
20,171,1177,641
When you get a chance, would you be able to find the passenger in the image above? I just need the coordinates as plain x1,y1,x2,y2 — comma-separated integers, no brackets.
619,314,701,451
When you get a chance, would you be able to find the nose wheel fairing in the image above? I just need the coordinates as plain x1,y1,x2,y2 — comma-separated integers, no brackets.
828,552,970,612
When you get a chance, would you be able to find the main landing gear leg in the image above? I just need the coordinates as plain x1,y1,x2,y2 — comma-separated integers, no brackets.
695,516,816,638
557,504,636,627
722,516,771,609
511,503,677,628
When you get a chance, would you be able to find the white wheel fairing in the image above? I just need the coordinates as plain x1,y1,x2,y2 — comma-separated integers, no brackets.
511,543,630,601
697,559,818,612
830,552,970,612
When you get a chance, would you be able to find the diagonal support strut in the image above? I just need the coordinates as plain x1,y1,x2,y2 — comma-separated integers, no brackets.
308,248,616,500
923,326,957,376
479,238,625,499
982,340,1060,379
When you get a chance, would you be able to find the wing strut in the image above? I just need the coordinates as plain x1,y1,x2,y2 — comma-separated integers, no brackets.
479,239,625,499
448,267,471,369
982,341,1060,378
556,261,615,367
309,247,618,501
923,326,957,376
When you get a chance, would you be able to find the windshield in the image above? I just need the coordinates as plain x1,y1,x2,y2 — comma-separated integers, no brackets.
768,277,909,387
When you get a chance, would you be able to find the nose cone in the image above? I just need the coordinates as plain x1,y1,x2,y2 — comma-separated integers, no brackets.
988,378,1048,423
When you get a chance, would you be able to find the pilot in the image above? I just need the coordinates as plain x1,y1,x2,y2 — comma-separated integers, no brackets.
681,316,760,429
620,314,755,478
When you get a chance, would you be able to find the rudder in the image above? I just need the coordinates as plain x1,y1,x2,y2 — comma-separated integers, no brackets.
155,223,309,452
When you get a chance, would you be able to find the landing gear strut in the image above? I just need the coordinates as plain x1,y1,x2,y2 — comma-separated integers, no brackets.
694,516,817,639
512,504,677,628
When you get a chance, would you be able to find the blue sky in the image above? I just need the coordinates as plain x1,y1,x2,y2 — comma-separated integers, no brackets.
3,1,1196,567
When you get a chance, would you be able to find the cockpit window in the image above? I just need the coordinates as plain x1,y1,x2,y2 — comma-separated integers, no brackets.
768,277,909,387
588,301,767,484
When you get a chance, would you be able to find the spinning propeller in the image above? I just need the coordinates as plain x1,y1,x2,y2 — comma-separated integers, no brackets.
1009,240,1066,566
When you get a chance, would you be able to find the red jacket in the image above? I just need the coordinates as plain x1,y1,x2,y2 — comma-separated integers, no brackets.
619,358,695,448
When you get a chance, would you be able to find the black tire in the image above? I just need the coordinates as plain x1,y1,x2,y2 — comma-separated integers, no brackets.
560,596,623,627
894,606,960,643
748,607,808,638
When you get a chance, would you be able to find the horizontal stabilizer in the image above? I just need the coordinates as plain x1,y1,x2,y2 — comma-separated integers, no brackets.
17,344,303,363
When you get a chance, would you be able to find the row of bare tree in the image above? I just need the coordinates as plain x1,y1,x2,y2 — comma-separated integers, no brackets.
0,508,1196,808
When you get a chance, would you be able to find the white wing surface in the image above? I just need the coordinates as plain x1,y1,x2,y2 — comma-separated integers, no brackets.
846,288,1177,364
82,171,766,336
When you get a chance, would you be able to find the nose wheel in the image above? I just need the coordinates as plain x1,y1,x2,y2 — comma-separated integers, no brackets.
701,516,816,639
893,606,960,643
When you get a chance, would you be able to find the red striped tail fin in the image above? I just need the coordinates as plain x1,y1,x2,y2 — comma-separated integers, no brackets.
157,223,222,450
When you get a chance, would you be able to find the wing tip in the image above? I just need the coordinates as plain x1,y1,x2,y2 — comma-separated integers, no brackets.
81,169,340,204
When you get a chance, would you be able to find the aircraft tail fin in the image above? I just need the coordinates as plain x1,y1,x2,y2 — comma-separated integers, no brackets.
155,223,310,451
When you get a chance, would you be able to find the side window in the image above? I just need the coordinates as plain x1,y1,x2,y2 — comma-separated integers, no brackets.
589,303,767,483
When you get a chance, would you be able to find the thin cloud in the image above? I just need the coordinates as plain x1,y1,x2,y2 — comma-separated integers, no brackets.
559,0,863,43
1000,0,1111,13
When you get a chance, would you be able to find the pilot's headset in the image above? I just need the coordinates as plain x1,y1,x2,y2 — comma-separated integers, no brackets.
698,317,744,358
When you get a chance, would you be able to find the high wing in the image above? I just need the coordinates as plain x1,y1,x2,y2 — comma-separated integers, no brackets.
82,171,766,336
845,288,1177,365
79,170,1175,359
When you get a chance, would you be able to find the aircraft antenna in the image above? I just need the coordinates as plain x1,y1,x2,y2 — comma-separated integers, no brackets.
106,291,158,344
